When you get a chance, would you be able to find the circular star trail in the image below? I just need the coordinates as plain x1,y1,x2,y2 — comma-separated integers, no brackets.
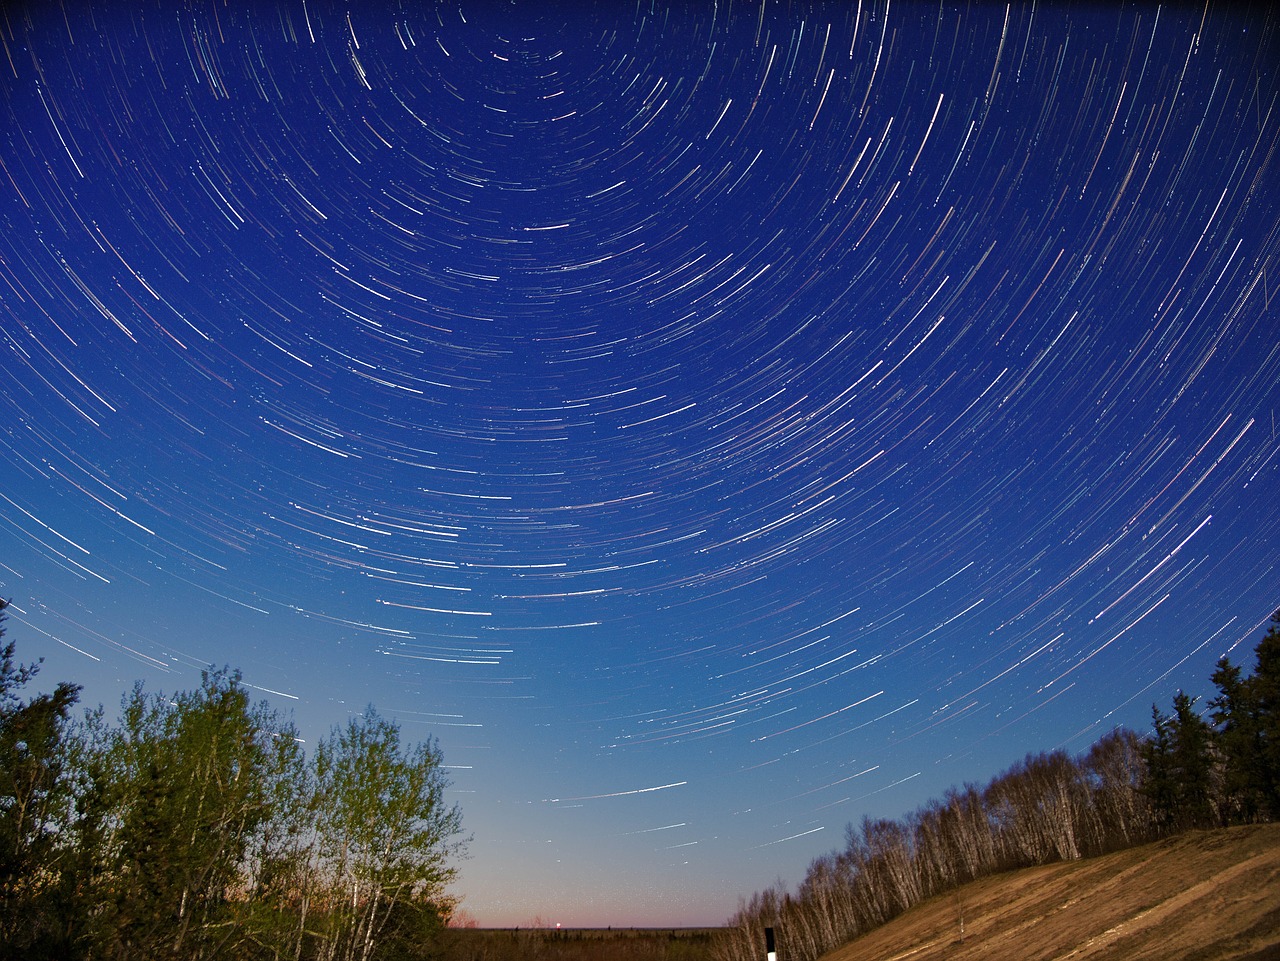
2,0,1278,926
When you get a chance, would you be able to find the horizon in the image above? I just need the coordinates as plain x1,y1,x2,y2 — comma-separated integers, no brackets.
2,0,1277,929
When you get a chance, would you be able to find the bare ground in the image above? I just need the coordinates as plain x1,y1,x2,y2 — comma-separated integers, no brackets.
820,823,1280,961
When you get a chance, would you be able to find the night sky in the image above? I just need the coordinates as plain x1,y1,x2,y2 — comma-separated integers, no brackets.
2,0,1278,928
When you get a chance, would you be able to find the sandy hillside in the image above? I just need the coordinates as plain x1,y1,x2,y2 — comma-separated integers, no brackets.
820,823,1280,961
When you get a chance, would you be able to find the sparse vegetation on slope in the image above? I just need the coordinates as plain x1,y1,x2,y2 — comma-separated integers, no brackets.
714,611,1280,961
820,824,1280,961
712,732,1154,961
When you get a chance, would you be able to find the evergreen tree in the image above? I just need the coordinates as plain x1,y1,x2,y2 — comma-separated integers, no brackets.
1209,656,1263,822
1170,690,1217,828
1208,610,1280,823
1140,703,1178,834
1142,692,1216,833
1252,609,1280,818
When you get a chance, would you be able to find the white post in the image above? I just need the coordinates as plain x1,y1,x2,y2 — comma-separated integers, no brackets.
765,926,777,961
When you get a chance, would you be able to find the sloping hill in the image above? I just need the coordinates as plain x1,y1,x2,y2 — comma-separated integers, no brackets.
819,823,1280,961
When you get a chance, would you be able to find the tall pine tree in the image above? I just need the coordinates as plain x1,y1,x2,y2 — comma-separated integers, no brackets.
1141,691,1216,832
1251,609,1280,818
1209,656,1264,822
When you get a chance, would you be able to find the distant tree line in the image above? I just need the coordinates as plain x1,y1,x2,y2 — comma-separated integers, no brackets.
0,599,468,961
711,610,1280,961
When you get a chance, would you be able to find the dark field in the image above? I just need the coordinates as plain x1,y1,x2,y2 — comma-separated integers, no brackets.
438,926,720,961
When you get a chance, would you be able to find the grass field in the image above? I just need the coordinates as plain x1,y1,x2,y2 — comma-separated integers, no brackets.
438,925,720,961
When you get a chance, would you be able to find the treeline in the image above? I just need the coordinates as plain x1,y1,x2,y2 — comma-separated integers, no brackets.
711,610,1280,961
0,600,467,961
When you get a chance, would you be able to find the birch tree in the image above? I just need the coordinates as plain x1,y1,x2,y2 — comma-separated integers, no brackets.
1083,728,1150,850
310,708,466,961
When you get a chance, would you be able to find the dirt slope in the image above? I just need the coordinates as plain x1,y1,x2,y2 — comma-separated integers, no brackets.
820,824,1280,961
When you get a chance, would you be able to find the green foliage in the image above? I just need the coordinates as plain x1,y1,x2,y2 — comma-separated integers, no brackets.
10,594,1278,961
95,668,302,960
1209,656,1264,822
1251,610,1280,814
1141,612,1280,835
0,598,85,957
0,606,466,961
311,708,466,961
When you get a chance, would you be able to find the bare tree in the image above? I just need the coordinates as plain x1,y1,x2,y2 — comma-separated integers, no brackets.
1083,728,1150,851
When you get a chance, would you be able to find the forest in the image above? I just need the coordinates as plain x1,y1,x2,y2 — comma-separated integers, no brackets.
708,610,1280,961
0,599,468,961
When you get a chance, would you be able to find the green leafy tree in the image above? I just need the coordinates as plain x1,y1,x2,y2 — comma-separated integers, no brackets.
0,598,84,957
310,708,467,961
96,668,301,961
237,723,315,961
0,606,472,961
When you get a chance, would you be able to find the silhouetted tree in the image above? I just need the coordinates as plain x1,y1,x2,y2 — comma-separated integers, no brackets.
713,608,1280,961
1252,609,1280,817
1142,691,1217,834
1209,655,1264,823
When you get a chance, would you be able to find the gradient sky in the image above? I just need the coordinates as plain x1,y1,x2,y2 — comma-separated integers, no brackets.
2,0,1278,929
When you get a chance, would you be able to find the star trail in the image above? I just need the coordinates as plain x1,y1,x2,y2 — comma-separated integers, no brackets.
2,0,1278,927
